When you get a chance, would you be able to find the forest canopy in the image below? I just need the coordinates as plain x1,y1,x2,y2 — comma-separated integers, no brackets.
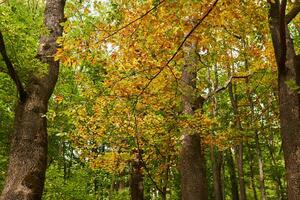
0,0,300,200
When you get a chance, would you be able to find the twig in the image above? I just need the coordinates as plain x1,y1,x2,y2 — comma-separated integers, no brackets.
101,0,166,42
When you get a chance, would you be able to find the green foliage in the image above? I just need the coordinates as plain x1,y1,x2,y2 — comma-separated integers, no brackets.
0,0,47,81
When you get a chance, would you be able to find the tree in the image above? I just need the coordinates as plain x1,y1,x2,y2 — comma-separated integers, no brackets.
268,0,300,199
0,0,65,199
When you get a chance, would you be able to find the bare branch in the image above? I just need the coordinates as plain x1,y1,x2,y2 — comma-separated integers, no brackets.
101,0,166,42
286,1,300,24
0,31,27,101
204,74,250,100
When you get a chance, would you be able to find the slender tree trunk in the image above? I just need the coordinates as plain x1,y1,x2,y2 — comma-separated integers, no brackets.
265,135,285,199
236,144,247,200
247,144,258,200
246,71,266,200
226,150,239,200
254,133,266,200
269,1,300,199
180,51,208,200
211,146,223,200
0,1,65,199
208,62,223,200
228,79,246,200
161,162,169,200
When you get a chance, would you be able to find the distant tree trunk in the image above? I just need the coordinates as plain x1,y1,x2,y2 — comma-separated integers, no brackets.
254,133,266,200
265,132,285,199
161,160,170,200
228,80,246,200
247,144,258,200
211,147,223,200
246,73,266,200
130,150,144,200
226,150,239,200
180,50,208,200
268,1,300,199
236,144,247,200
0,0,65,199
207,60,223,200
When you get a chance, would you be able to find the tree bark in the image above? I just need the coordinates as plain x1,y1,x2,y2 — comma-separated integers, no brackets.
180,56,208,200
247,144,258,200
226,150,239,200
236,144,247,200
269,1,300,199
130,151,144,200
254,133,266,200
211,147,223,200
0,0,65,199
228,79,246,200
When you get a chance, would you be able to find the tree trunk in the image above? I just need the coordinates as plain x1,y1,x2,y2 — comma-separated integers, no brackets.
228,78,246,200
130,151,144,200
269,1,300,199
267,141,285,199
0,93,48,200
0,0,65,199
247,144,258,200
180,49,208,200
254,133,266,200
211,147,223,200
226,150,239,200
236,143,247,200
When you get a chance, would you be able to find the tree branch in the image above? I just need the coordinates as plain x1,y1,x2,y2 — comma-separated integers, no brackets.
279,0,287,71
101,0,166,42
204,75,250,100
286,1,300,24
0,31,26,101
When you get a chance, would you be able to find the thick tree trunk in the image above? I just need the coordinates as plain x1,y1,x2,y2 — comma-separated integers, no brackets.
269,1,300,199
0,90,48,200
130,151,144,200
0,1,65,199
181,134,207,200
180,59,208,200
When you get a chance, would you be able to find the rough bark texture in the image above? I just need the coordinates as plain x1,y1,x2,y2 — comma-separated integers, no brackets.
180,58,208,200
0,1,65,199
269,1,300,199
